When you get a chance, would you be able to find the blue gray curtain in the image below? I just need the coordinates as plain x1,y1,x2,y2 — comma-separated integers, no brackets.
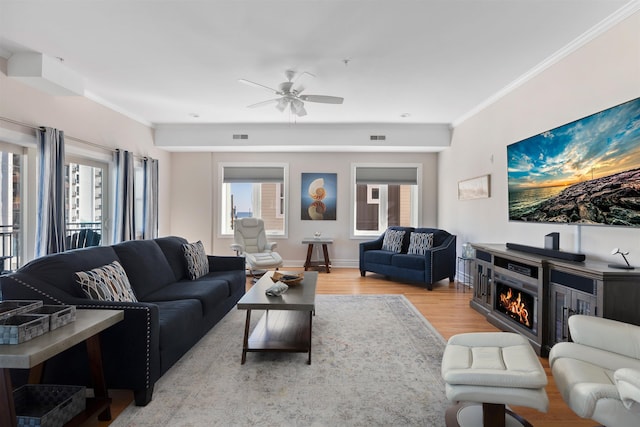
142,157,158,239
35,127,66,256
113,149,135,243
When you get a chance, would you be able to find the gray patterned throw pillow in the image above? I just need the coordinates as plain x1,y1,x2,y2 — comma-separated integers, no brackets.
182,240,209,280
75,260,138,302
407,232,434,255
381,229,405,253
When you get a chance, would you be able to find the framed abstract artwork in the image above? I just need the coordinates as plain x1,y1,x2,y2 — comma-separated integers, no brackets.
458,174,491,200
301,173,337,220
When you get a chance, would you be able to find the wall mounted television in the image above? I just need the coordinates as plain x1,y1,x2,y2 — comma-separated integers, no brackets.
507,96,640,227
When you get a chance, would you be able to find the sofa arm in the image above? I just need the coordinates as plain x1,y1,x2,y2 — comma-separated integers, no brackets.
426,234,457,282
74,301,161,395
208,255,245,272
359,236,385,271
615,368,640,413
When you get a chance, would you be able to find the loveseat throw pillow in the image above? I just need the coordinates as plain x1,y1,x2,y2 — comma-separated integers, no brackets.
75,260,138,302
382,229,405,253
182,240,209,280
407,232,434,255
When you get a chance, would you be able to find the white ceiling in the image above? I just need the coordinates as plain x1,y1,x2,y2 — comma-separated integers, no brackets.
0,0,637,127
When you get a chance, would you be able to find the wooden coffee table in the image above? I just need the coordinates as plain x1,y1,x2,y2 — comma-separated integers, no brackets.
237,270,317,364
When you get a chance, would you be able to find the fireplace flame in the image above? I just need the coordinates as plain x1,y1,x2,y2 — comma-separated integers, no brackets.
499,288,531,327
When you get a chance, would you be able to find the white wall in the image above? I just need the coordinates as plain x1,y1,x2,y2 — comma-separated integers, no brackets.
170,151,438,267
0,57,172,261
439,11,640,263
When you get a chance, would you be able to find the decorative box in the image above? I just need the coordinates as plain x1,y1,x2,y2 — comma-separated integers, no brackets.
0,313,50,344
0,300,43,321
27,305,76,331
13,384,86,427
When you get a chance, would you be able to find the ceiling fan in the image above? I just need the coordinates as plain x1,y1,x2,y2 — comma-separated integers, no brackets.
239,70,344,117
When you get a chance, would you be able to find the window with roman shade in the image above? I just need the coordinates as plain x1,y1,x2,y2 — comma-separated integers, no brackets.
220,163,288,236
352,164,421,236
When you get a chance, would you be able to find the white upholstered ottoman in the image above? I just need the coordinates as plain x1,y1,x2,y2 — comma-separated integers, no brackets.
441,332,549,427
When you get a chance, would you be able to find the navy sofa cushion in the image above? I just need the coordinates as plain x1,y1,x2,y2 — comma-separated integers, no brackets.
391,253,426,270
364,250,395,265
155,299,203,372
144,279,230,315
113,239,176,299
17,246,121,299
415,227,448,247
154,236,189,281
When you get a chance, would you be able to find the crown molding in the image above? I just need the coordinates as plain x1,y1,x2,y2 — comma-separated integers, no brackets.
451,0,640,128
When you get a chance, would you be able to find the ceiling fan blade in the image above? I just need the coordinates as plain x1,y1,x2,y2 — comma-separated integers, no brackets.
246,98,279,109
299,94,344,104
291,71,315,94
238,79,279,94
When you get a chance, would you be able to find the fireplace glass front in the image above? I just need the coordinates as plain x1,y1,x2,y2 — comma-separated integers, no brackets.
495,280,537,333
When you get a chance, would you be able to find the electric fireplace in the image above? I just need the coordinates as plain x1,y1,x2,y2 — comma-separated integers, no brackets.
486,255,545,355
495,279,537,335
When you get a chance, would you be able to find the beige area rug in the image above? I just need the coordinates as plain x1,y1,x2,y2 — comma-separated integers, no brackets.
111,295,449,426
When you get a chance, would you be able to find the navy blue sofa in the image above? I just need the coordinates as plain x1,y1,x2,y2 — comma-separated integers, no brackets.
359,227,456,290
0,236,245,406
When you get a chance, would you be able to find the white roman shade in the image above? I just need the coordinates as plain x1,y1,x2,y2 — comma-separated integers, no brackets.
355,166,418,185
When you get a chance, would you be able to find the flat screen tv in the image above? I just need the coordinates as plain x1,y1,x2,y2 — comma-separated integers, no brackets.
507,96,640,227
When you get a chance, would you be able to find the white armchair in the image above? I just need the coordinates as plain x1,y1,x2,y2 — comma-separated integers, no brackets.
549,315,640,427
231,217,283,277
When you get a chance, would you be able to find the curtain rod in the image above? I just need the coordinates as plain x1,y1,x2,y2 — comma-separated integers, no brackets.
0,116,151,159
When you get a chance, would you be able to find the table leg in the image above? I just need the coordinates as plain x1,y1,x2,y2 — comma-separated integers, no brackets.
241,310,252,364
27,363,44,384
307,310,313,365
86,334,111,421
321,244,331,273
0,368,17,427
304,244,313,271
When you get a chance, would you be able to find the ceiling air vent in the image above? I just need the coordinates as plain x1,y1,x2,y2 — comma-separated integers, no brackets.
232,134,249,140
370,135,386,141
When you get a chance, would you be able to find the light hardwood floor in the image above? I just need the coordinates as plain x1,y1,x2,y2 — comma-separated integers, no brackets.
87,268,593,426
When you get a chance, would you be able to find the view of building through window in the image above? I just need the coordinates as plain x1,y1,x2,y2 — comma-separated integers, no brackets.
0,150,21,271
222,182,285,235
65,162,103,249
355,184,415,234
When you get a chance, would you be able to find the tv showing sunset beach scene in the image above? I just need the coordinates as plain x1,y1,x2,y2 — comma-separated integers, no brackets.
508,96,640,227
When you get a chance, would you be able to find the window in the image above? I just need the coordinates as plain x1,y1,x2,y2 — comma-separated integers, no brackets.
220,164,287,236
134,158,144,239
351,164,421,237
0,142,24,271
64,156,108,249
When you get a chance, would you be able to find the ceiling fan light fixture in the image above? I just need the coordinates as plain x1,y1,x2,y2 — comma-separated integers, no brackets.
290,98,307,117
276,98,288,112
241,70,342,117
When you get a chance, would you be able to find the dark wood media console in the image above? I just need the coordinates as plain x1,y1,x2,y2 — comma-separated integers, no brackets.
470,243,640,356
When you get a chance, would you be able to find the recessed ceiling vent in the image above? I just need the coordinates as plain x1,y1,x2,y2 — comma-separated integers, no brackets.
232,134,249,140
370,135,386,141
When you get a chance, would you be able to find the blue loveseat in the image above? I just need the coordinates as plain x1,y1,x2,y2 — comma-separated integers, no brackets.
359,227,456,290
0,236,245,406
